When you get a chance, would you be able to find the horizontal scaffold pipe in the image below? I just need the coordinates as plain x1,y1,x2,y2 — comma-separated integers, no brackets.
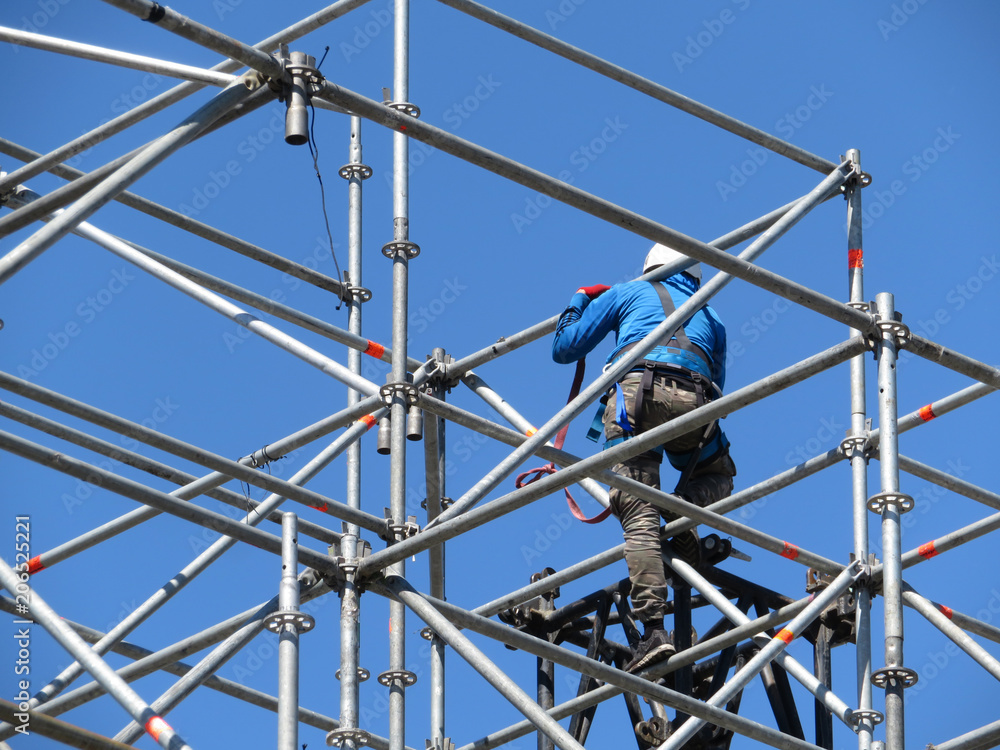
360,337,866,578
434,0,838,174
0,0,372,193
315,81,871,338
0,140,349,298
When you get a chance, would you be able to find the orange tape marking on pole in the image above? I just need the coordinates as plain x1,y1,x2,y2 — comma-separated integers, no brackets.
938,604,954,619
359,414,377,430
848,249,864,269
145,716,172,741
526,427,537,437
918,404,937,422
775,628,795,644
364,340,385,359
780,542,799,560
918,541,939,560
27,556,45,575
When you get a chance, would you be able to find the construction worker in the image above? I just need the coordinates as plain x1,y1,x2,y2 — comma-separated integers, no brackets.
551,243,737,673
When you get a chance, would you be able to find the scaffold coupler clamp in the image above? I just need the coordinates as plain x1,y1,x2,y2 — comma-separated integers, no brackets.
382,86,422,119
848,300,884,355
338,270,371,305
425,350,460,391
325,535,372,591
381,508,420,544
280,48,324,146
842,148,872,193
426,738,456,750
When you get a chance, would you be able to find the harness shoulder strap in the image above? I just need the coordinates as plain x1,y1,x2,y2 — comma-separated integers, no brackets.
649,281,710,369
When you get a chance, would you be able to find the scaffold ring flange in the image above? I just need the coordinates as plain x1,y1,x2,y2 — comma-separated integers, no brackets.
338,163,373,181
867,491,915,514
263,610,316,634
386,101,421,118
871,666,918,688
334,667,371,682
326,728,372,747
851,709,885,726
379,382,419,406
839,434,870,459
877,318,911,346
347,285,373,303
381,240,421,259
377,669,418,687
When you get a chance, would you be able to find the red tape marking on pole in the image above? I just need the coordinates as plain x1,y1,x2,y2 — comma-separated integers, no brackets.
938,604,954,619
848,249,864,269
918,541,939,559
145,716,172,741
359,414,377,430
364,340,385,358
27,556,44,575
775,628,795,644
780,542,799,560
918,404,936,422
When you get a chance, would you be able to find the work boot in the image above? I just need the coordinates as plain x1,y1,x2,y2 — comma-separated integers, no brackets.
624,628,676,673
667,528,701,568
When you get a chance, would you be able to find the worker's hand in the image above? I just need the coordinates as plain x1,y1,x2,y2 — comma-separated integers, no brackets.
576,284,611,299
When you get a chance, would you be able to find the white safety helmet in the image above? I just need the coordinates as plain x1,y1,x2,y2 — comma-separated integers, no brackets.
643,243,702,281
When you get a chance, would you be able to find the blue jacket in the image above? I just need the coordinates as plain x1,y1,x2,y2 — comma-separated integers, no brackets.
552,274,727,389
551,273,729,469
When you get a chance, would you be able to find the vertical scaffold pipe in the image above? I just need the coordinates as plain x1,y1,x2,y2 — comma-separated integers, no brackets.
338,114,369,750
425,347,449,745
845,149,877,750
385,3,415,749
872,292,915,750
273,513,311,750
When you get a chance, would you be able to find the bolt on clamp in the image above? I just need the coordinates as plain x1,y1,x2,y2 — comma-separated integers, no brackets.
379,381,420,406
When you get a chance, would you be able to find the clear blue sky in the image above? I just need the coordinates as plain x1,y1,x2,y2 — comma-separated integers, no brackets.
2,1,999,749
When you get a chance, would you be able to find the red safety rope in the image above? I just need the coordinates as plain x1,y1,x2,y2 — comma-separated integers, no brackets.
514,358,612,524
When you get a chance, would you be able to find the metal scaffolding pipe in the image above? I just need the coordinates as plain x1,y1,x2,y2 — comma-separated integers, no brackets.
1,431,353,732
276,514,309,750
0,697,136,750
901,586,1000,682
0,375,385,533
455,596,814,750
461,370,609,508
662,561,864,749
113,592,280,744
0,25,235,85
0,0,372,193
927,718,1000,750
338,113,367,750
433,0,837,173
376,578,825,750
0,558,195,750
0,399,338,547
425,164,850,531
898,508,1000,572
386,577,587,750
313,83,870,336
901,594,1000,647
845,148,875,750
0,594,360,743
664,552,857,728
0,429,342,579
360,337,865,577
897,454,1000,511
385,3,414,748
0,79,260,283
906,334,1000,391
99,0,284,80
873,292,908,750
1,170,351,298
